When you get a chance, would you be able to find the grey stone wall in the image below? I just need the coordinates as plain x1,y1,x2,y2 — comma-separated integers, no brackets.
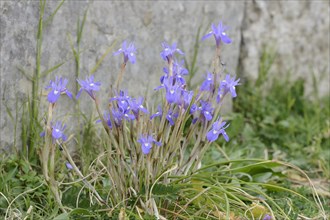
0,1,329,150
240,1,329,96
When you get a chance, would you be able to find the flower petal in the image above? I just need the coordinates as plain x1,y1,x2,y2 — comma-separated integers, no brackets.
201,32,213,41
221,34,232,44
48,90,61,103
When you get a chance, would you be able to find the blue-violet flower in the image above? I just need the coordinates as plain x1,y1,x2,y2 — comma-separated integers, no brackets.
138,135,162,155
150,105,163,120
164,77,182,104
263,214,272,220
200,72,214,92
110,90,131,111
65,162,73,170
160,42,184,62
199,100,214,121
113,41,137,64
129,97,149,118
46,77,72,103
76,75,101,100
217,74,240,102
202,21,232,47
206,119,229,142
166,109,179,126
52,121,67,141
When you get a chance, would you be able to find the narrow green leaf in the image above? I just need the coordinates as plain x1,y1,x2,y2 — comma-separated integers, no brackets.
77,9,88,45
4,104,14,122
40,62,65,78
44,0,65,27
17,66,33,81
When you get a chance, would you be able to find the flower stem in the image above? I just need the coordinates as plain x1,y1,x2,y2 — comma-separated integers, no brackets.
115,62,126,90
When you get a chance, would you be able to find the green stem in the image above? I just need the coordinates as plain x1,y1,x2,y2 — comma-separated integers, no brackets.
115,62,126,90
28,0,46,159
60,142,107,206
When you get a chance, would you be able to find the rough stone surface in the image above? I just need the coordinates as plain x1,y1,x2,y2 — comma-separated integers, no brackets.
239,1,329,96
0,1,329,150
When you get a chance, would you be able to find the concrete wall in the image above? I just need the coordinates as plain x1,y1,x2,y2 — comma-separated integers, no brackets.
0,1,329,150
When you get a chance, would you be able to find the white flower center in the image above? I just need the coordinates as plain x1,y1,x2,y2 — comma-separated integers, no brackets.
222,32,226,35
54,90,59,94
130,52,134,56
213,130,217,134
170,89,174,94
90,83,94,86
55,129,60,133
205,112,209,115
139,105,144,108
145,143,149,147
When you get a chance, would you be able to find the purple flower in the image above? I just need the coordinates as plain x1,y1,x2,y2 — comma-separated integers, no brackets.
181,89,193,109
163,77,182,104
111,109,124,127
206,119,229,142
52,121,67,141
169,59,189,85
65,162,73,170
166,109,178,126
113,41,137,64
173,59,189,76
138,135,162,155
160,42,184,62
162,62,187,85
150,105,163,120
263,214,272,220
200,72,214,92
96,112,112,129
202,21,232,47
217,74,240,102
199,100,214,121
111,108,135,127
46,77,72,103
190,103,198,114
76,75,101,100
129,97,149,118
110,90,131,111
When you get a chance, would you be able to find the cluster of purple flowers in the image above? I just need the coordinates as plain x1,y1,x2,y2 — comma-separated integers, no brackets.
199,72,240,103
190,100,214,122
43,21,239,155
107,90,148,127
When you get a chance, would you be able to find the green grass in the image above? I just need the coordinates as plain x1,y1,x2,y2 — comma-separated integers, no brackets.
1,72,329,219
202,49,330,218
